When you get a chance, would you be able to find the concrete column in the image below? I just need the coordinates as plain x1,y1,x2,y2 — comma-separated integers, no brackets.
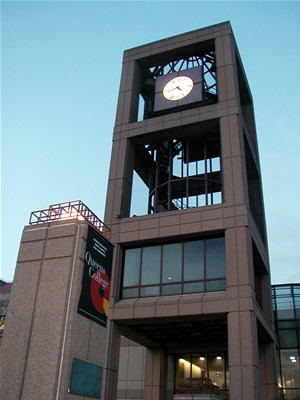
259,341,278,400
144,348,168,400
101,320,121,400
228,310,260,400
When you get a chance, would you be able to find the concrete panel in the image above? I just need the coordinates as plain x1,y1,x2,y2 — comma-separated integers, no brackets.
221,158,234,206
44,236,75,258
225,228,238,287
127,346,145,381
229,114,242,157
0,261,42,400
228,312,241,366
48,222,76,238
17,240,45,262
22,226,47,242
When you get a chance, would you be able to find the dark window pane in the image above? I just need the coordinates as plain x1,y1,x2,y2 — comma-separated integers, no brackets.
161,284,181,295
162,243,182,284
206,238,226,279
278,321,296,329
183,282,204,294
279,330,297,348
123,248,141,287
206,280,226,292
184,240,204,281
141,246,161,285
140,286,160,297
122,288,139,299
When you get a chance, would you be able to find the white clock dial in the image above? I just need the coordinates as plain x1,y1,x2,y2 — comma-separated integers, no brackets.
163,76,193,101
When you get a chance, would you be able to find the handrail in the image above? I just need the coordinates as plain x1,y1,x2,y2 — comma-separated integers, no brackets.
29,200,111,241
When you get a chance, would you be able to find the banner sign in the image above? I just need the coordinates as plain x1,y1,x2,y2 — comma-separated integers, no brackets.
78,226,113,327
69,358,102,398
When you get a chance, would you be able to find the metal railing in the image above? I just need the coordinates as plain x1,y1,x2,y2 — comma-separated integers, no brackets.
29,200,111,240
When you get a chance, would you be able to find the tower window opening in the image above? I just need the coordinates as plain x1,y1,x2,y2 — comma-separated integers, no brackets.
130,126,222,216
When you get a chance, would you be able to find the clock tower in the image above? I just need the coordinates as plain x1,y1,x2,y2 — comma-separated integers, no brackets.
102,22,277,400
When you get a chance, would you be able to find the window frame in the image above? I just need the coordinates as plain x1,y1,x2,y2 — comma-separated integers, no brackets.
121,236,226,299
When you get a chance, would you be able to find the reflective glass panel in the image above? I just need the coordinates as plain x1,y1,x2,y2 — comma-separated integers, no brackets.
184,240,204,281
141,246,161,285
206,237,226,279
140,286,160,297
276,295,295,320
280,349,300,391
161,284,181,296
208,355,225,390
191,354,207,379
122,288,139,299
162,243,182,284
206,279,226,292
175,355,191,392
183,282,204,294
279,330,297,348
123,248,141,287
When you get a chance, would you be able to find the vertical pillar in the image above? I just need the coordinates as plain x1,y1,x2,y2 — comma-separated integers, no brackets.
228,310,260,400
101,321,121,400
259,341,278,400
144,348,168,400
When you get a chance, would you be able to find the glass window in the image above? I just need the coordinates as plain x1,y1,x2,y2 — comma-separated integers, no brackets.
276,296,295,320
184,240,204,281
162,243,182,284
174,353,228,394
192,354,207,379
161,284,181,296
140,286,160,297
123,248,141,287
122,288,139,299
206,280,226,292
208,355,225,390
206,237,226,279
279,330,298,348
122,236,226,299
183,282,204,294
280,349,300,390
141,245,161,285
175,355,191,392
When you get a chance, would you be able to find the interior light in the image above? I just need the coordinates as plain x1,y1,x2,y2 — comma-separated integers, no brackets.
168,277,172,280
290,356,296,360
292,360,297,363
200,357,205,360
217,356,222,360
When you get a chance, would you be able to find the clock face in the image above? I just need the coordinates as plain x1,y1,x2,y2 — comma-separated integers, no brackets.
163,76,193,101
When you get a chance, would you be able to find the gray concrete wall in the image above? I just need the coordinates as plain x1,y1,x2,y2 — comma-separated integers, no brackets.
0,220,108,400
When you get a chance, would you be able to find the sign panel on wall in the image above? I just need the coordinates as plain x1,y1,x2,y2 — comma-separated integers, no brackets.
78,226,113,327
69,358,102,398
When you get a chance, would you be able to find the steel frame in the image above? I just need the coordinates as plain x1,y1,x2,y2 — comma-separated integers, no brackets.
29,200,111,240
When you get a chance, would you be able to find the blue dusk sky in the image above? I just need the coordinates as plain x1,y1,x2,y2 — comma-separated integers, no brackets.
1,1,300,284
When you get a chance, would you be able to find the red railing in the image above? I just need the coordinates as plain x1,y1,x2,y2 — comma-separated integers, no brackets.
29,200,111,240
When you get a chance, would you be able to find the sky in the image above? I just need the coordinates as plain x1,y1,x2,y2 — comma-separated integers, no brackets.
1,0,300,284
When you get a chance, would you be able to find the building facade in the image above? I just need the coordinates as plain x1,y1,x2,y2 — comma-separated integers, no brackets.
273,284,300,399
102,22,278,400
